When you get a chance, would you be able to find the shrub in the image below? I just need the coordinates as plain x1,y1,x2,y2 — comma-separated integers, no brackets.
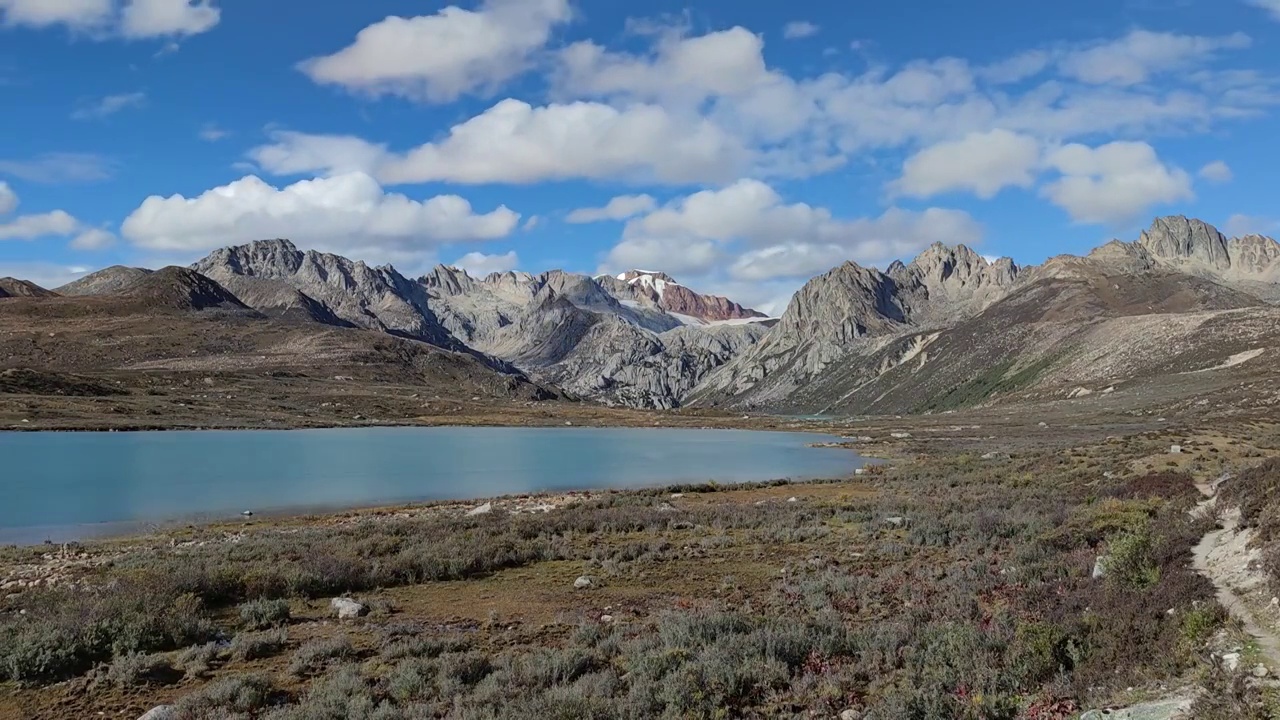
288,636,354,677
230,629,289,662
174,673,274,717
238,598,291,630
1102,527,1161,590
175,642,221,679
91,651,176,690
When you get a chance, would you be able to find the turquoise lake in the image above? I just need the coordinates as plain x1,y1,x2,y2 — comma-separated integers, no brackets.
0,427,862,544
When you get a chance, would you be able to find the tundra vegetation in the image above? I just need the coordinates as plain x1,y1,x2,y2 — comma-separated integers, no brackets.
2,429,1279,718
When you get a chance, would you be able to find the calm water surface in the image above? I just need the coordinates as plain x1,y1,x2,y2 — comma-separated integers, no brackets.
0,427,861,544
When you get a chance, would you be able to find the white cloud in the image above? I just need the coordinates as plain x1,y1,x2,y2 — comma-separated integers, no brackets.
521,215,540,231
1058,30,1251,86
1042,141,1194,225
557,27,771,102
0,153,115,183
120,172,520,264
604,236,724,277
299,0,570,103
0,0,219,37
198,122,229,141
452,250,519,275
1246,0,1280,20
71,91,146,120
894,129,1041,199
0,181,16,215
251,100,747,186
599,180,982,281
0,210,79,240
782,21,819,40
980,50,1051,84
119,0,219,38
1224,213,1278,237
0,182,103,244
0,0,112,30
70,227,116,249
566,194,656,223
1198,160,1233,183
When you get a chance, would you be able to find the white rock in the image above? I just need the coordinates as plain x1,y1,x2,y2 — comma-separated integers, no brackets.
884,516,906,527
137,707,176,720
1254,664,1269,678
466,502,493,516
840,710,861,720
330,597,368,620
1038,422,1048,428
600,614,613,623
1170,445,1182,454
787,497,799,503
1222,652,1241,671
890,432,912,439
1092,556,1106,579
574,576,593,589
670,493,684,499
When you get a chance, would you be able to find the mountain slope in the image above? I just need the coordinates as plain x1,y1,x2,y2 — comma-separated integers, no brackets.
690,217,1280,415
193,240,460,348
0,278,56,299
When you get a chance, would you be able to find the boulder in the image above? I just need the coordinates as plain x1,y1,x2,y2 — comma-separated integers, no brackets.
1092,556,1107,579
884,516,906,528
574,576,594,590
1222,651,1242,671
137,707,176,720
466,502,492,516
330,597,368,620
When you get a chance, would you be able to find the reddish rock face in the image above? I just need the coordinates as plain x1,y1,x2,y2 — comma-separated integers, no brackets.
617,270,767,322
657,283,767,322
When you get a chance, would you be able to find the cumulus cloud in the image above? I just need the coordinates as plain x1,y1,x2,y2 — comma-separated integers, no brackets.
566,194,657,223
451,250,519,275
1198,160,1233,183
894,129,1042,199
782,21,819,40
119,0,218,38
0,181,109,245
599,180,983,281
1041,141,1194,225
299,0,570,103
0,0,220,38
71,91,146,120
70,227,116,249
250,100,747,185
120,172,520,263
1058,30,1251,86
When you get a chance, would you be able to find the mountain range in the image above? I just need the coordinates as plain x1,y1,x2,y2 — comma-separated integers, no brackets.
3,215,1279,418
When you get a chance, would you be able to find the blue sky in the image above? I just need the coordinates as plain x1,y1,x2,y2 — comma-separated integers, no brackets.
1,0,1279,312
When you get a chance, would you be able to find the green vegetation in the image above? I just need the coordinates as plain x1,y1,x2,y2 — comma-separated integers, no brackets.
917,354,1058,413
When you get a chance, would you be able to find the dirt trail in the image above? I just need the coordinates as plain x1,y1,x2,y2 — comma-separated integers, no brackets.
1191,477,1280,668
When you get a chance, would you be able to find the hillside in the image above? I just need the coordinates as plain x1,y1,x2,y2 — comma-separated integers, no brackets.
690,217,1280,417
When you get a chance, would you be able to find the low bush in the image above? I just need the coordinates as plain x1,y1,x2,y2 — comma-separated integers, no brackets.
229,628,289,662
238,597,291,630
288,636,354,677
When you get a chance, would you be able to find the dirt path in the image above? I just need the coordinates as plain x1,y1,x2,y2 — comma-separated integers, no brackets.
1191,477,1280,668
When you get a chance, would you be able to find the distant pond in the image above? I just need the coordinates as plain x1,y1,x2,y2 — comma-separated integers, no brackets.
0,426,866,544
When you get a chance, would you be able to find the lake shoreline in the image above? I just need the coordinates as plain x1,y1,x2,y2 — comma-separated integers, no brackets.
0,427,872,547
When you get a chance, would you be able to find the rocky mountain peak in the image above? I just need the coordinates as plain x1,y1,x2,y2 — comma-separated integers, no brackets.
1138,216,1232,271
0,278,56,298
420,264,479,297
